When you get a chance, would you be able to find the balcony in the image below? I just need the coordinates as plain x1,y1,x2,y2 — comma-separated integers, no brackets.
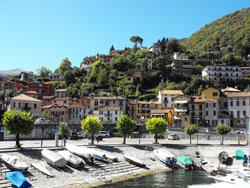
174,107,187,112
104,113,112,117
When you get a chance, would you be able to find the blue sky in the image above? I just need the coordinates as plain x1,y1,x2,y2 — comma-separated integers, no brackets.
0,0,250,73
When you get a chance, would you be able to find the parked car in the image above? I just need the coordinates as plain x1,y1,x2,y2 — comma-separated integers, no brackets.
167,134,179,140
34,118,50,124
234,130,241,134
69,132,78,140
98,131,110,138
77,132,83,139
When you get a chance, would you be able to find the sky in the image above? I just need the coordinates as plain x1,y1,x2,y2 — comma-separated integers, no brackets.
0,0,250,73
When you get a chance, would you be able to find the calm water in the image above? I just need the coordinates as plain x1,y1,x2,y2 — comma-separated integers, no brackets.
97,170,216,188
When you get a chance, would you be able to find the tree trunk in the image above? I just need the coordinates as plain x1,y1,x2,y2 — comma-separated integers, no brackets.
91,135,94,144
16,134,21,148
221,135,224,145
190,135,192,144
123,135,126,144
155,133,158,144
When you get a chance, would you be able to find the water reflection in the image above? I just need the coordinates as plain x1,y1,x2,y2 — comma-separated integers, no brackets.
97,170,215,188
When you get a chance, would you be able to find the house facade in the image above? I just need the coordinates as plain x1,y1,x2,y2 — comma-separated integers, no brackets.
158,90,184,108
27,81,54,97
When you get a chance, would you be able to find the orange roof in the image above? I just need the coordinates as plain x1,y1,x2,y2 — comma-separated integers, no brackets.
25,91,39,94
160,90,184,95
193,99,205,103
55,89,68,92
41,105,53,109
100,107,121,111
225,92,250,98
151,109,171,114
11,94,42,102
221,87,241,93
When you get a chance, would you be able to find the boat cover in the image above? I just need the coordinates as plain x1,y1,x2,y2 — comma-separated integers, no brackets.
57,150,85,167
178,155,194,165
0,154,29,171
218,151,228,162
66,144,95,159
243,156,250,167
41,149,67,167
6,171,32,188
236,150,245,160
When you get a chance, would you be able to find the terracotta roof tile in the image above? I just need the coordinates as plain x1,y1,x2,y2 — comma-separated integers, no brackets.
224,92,250,98
160,90,184,95
55,89,68,92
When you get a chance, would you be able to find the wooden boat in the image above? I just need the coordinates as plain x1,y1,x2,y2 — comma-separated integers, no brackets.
177,155,195,170
0,154,29,171
6,171,32,188
41,149,67,168
236,150,245,160
153,149,177,166
57,150,86,168
31,162,54,177
198,159,217,174
66,144,95,162
123,155,145,167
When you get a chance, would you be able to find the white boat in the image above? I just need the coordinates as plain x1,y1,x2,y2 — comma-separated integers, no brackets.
41,149,67,168
57,150,86,168
153,149,177,166
31,162,54,177
234,167,250,183
0,154,29,171
66,144,95,162
123,155,145,167
198,159,217,174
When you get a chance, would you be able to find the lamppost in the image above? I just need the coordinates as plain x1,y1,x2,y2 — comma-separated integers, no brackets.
197,117,199,145
139,117,145,144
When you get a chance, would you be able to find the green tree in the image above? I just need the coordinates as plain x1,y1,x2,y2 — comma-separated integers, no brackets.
81,116,103,144
109,45,115,53
137,36,143,48
64,70,75,86
184,124,198,144
215,124,231,145
58,57,72,74
3,110,34,148
130,36,138,49
116,115,136,144
146,117,168,144
58,122,70,146
36,66,51,78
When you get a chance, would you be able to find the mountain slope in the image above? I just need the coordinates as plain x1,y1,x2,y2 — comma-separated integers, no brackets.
183,8,250,54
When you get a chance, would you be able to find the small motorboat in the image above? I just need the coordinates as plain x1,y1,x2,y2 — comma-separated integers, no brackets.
177,155,195,170
66,144,95,162
243,156,250,167
235,150,245,160
0,154,29,171
41,149,67,168
198,159,217,174
57,150,86,168
31,162,54,177
153,149,177,166
123,155,145,167
6,171,32,188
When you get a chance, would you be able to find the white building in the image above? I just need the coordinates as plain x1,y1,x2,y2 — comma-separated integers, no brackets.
202,65,241,82
68,104,90,124
49,73,63,81
224,91,250,128
158,90,184,108
99,107,122,124
8,94,42,119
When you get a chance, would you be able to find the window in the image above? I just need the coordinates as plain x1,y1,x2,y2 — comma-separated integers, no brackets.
206,111,208,116
115,117,117,121
19,102,21,108
115,111,117,115
231,111,233,118
199,105,202,110
13,102,16,108
243,111,246,116
192,105,195,110
237,111,240,118
34,104,37,109
206,103,208,107
243,101,246,106
213,111,216,116
230,101,233,106
212,92,218,96
237,101,239,106
94,101,98,106
213,103,216,108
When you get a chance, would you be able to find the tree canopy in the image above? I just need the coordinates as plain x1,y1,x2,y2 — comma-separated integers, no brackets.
116,115,136,144
146,117,167,143
215,123,231,145
184,124,198,144
3,110,34,148
36,66,51,78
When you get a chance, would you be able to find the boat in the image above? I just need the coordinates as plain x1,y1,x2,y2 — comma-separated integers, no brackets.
0,154,29,171
236,150,245,160
218,151,228,164
90,148,107,161
41,149,67,168
123,155,145,167
57,150,86,168
198,159,217,174
153,148,177,166
66,144,95,162
243,156,250,167
177,155,195,170
31,162,54,177
6,171,32,188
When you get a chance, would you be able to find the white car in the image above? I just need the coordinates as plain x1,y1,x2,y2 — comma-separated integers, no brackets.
34,118,50,124
167,134,179,140
98,131,110,138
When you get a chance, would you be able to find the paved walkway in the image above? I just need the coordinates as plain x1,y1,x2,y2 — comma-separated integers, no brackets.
0,137,247,150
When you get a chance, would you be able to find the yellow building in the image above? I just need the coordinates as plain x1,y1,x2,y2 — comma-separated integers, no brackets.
151,109,173,126
173,95,191,127
129,101,162,123
41,105,52,119
125,69,146,84
201,87,220,101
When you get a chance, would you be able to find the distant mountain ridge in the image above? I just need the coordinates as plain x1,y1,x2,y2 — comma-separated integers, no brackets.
0,68,25,76
183,7,250,55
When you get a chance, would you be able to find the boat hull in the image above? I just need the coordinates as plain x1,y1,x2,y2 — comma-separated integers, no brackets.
41,149,67,168
0,154,29,171
57,150,85,168
123,155,145,167
153,149,177,166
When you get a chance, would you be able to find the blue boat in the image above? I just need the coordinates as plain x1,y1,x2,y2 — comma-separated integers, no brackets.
6,171,32,188
243,156,250,167
153,149,177,166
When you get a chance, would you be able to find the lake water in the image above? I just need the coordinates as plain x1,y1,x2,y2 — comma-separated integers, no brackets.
97,170,216,188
